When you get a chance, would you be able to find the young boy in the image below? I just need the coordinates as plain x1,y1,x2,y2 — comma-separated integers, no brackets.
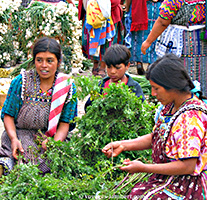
84,44,145,111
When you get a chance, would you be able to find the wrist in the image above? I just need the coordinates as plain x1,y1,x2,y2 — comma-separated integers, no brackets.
145,39,152,46
119,141,126,151
10,136,18,142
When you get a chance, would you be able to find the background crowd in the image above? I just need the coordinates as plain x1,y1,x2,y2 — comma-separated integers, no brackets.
0,0,206,199
77,0,207,96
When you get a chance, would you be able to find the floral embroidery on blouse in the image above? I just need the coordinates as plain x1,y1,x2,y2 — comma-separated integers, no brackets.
155,96,207,175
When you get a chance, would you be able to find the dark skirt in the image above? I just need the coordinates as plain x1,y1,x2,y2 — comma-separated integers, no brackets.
128,172,207,199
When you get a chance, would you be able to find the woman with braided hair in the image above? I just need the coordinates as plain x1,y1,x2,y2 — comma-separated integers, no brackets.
102,54,207,199
0,37,77,177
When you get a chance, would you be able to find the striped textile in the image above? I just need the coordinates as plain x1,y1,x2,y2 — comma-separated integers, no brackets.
201,171,207,198
45,73,72,137
85,17,115,56
159,0,205,25
181,28,207,96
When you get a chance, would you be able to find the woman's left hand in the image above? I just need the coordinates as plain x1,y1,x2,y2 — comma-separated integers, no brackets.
119,159,145,174
42,139,48,150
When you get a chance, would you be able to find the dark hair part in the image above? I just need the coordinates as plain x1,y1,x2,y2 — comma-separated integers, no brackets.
146,54,195,92
29,37,62,66
146,54,207,100
103,44,131,67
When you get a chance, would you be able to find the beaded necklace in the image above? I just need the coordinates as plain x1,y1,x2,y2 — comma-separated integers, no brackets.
33,70,58,102
39,88,53,97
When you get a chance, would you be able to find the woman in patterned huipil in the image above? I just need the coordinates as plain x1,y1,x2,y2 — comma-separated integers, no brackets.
0,37,77,176
141,0,207,96
102,54,207,199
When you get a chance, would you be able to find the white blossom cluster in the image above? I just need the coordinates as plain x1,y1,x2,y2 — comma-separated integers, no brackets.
0,0,85,69
0,23,7,35
0,0,21,14
24,1,84,68
0,0,23,66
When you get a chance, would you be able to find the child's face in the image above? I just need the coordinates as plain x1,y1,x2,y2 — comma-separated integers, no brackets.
107,63,129,83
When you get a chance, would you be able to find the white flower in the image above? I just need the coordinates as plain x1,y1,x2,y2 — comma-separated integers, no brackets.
25,29,32,40
13,41,19,49
3,52,7,57
26,41,33,48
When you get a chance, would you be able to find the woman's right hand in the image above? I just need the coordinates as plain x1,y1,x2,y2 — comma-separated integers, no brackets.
141,40,151,55
102,141,124,158
11,138,24,160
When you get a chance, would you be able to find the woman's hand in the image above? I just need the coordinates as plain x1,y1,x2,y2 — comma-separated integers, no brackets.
121,4,127,11
102,141,124,158
141,40,152,55
11,138,24,160
42,139,48,150
119,159,145,174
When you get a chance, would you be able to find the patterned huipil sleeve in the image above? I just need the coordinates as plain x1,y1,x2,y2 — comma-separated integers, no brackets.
1,74,23,123
165,110,207,175
159,0,206,24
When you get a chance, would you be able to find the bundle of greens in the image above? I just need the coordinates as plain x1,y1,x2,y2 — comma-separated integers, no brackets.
0,75,157,199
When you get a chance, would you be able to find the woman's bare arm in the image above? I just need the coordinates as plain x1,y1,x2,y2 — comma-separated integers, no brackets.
141,17,171,54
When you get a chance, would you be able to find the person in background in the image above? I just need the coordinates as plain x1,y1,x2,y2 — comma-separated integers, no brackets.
78,0,124,78
102,53,207,199
123,0,163,75
84,44,145,112
0,37,77,177
141,0,207,95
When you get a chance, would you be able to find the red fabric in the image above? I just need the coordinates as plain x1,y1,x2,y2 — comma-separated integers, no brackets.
111,0,122,24
45,75,71,137
130,0,148,31
103,78,128,95
78,0,86,20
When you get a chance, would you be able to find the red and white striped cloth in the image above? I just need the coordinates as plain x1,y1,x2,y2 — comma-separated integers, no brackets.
45,73,72,137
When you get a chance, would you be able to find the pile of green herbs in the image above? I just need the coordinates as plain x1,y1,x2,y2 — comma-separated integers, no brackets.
0,75,157,199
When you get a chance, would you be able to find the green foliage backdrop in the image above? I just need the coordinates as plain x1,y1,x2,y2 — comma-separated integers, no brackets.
0,75,157,199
